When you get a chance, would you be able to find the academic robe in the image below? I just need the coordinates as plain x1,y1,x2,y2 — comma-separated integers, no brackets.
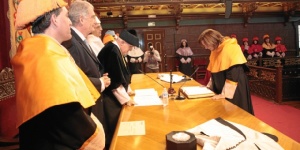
127,47,144,74
97,41,132,148
262,42,276,58
11,34,104,149
176,47,193,76
207,37,254,115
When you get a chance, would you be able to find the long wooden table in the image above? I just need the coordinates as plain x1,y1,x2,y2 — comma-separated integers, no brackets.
109,72,300,150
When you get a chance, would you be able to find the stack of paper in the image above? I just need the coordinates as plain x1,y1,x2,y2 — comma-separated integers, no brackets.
158,74,184,83
134,88,163,106
181,86,215,99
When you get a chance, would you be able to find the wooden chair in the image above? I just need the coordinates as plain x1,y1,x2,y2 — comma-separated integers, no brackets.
0,67,19,149
193,57,208,79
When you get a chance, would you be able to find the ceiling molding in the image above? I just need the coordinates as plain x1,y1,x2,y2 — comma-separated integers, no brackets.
87,0,300,28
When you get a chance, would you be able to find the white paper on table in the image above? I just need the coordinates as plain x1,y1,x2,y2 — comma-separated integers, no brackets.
117,120,146,136
134,88,163,106
158,73,184,83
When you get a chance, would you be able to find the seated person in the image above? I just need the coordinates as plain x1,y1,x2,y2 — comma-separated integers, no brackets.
249,36,263,59
240,37,252,60
262,34,276,58
274,36,287,58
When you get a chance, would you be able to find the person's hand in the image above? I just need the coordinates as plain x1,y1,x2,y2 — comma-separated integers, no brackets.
128,90,135,96
254,54,258,58
124,99,135,106
276,52,280,57
101,73,111,87
211,94,225,100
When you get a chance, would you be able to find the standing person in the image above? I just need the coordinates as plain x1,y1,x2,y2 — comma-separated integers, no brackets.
176,39,194,76
98,29,138,148
274,36,287,58
262,34,276,58
127,46,144,74
144,43,161,73
198,29,254,115
103,30,117,45
87,16,104,56
12,0,105,149
249,36,263,59
126,29,144,74
62,0,111,145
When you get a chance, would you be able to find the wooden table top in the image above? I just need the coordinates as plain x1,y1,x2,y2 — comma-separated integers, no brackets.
109,72,300,150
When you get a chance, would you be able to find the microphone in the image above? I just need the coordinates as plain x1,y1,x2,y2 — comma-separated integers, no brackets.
175,66,200,100
138,70,166,89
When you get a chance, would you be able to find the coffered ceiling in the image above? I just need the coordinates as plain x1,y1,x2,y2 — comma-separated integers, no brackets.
86,0,300,28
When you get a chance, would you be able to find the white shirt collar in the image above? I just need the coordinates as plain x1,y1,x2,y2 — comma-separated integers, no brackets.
71,26,86,41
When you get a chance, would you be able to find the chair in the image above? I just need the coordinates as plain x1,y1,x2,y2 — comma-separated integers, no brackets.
193,57,208,80
0,67,19,149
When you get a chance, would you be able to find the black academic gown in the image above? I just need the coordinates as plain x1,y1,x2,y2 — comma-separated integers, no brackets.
211,65,254,115
208,37,254,115
177,55,193,76
97,41,132,148
127,54,144,74
19,103,97,150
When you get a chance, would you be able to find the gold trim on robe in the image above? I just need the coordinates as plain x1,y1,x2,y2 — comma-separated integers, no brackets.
11,34,100,127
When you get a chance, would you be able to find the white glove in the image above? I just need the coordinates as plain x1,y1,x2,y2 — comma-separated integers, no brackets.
266,51,272,57
276,52,281,57
247,55,252,60
137,57,142,62
130,58,135,63
180,58,186,63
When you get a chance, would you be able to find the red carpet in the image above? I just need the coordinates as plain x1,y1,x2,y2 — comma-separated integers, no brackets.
251,94,300,143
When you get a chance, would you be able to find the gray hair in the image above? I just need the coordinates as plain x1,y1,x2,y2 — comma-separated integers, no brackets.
68,0,94,26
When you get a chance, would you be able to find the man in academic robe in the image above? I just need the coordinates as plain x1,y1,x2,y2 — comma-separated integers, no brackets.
12,0,104,149
98,29,139,148
61,0,111,141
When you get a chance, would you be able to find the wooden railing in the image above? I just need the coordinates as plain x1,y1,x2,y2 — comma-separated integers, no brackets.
247,56,300,103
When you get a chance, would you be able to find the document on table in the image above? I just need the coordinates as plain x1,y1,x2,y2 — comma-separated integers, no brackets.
117,120,146,136
134,88,163,106
181,86,215,99
158,73,184,83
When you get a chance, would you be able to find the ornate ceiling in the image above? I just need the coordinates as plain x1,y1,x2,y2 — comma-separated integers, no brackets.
87,0,300,28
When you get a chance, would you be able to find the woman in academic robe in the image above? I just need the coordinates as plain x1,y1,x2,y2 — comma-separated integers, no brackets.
198,29,254,115
176,39,194,76
274,36,287,58
127,46,144,74
262,34,276,58
249,36,263,59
